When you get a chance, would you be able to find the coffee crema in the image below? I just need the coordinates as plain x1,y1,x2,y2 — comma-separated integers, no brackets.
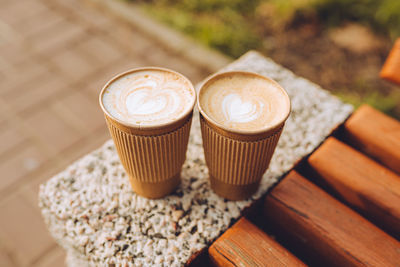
199,72,290,132
102,69,195,126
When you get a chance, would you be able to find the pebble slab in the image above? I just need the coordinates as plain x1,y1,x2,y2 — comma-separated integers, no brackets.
39,51,353,266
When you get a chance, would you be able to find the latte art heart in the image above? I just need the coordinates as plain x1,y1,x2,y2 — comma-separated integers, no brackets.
198,72,290,131
102,70,194,125
125,88,177,116
222,93,264,123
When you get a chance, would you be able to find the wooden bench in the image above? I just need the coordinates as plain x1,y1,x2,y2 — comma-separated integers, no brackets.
209,218,305,267
380,38,400,85
264,171,400,266
308,137,400,237
204,105,400,266
344,104,400,174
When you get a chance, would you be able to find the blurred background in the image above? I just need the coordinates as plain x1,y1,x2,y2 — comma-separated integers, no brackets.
137,0,400,118
0,0,398,266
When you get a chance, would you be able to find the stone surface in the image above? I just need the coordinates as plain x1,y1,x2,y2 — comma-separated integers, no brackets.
39,51,353,266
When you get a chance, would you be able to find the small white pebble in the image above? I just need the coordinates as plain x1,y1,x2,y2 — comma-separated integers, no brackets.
172,210,184,222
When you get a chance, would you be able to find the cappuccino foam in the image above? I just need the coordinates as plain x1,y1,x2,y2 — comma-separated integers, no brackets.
102,69,194,126
199,72,290,132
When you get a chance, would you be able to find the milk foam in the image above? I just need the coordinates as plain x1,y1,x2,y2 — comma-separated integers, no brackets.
222,93,265,123
199,73,290,131
102,69,194,126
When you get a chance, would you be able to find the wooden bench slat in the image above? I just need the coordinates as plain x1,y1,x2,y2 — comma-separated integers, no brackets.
308,137,400,236
264,171,400,267
380,38,400,85
208,217,306,267
344,104,400,174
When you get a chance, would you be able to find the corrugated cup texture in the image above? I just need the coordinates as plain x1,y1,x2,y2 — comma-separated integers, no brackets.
99,67,196,199
200,115,283,200
105,114,192,198
198,71,290,200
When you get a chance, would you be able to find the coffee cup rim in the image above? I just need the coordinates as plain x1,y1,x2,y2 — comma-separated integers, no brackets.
99,66,196,130
197,71,291,135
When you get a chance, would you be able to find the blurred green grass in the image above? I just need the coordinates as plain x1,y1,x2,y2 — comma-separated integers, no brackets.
132,0,400,118
140,0,261,57
336,91,400,114
136,0,399,57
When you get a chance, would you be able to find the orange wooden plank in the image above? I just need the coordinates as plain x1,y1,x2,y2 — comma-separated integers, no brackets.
380,38,400,85
264,171,400,266
344,104,400,174
308,137,400,236
209,217,305,267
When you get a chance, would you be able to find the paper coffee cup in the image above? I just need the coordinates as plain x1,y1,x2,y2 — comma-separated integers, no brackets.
198,71,290,200
99,67,196,199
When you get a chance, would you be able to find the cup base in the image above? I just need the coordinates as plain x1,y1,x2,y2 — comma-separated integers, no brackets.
129,173,181,199
210,176,260,201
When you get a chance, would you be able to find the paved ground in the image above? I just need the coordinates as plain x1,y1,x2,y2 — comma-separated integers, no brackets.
0,0,210,266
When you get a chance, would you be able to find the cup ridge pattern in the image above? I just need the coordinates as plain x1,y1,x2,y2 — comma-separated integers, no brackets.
106,116,192,183
200,116,283,185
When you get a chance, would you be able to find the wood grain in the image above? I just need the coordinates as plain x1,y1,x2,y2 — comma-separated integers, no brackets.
264,171,400,267
344,104,400,174
308,137,400,236
380,38,400,85
208,217,305,267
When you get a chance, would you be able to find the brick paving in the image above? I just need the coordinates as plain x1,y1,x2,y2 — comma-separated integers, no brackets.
0,0,210,266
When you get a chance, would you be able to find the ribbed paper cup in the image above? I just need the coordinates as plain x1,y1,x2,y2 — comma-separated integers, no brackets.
198,71,290,200
99,67,196,199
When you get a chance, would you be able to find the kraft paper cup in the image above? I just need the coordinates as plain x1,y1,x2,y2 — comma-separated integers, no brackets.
198,71,291,200
99,67,196,199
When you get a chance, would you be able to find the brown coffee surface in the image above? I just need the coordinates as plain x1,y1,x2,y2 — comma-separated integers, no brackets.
199,72,290,132
102,69,194,126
